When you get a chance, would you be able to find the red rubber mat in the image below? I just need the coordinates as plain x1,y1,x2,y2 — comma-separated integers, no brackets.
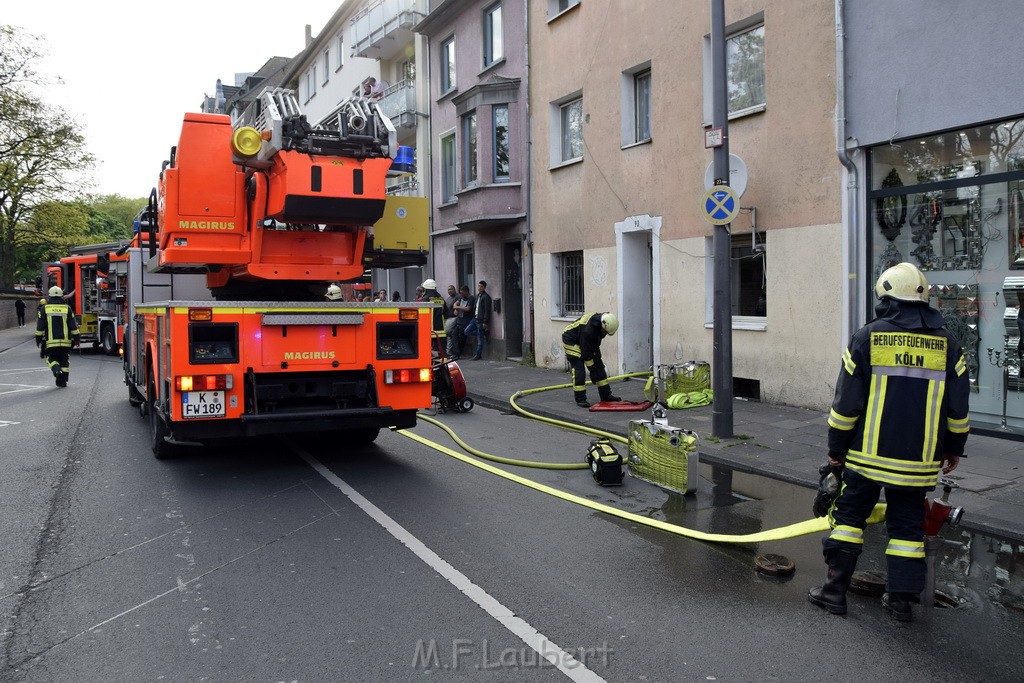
589,400,653,412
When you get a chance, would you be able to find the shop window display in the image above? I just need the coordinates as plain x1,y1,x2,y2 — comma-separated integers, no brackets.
868,117,1024,428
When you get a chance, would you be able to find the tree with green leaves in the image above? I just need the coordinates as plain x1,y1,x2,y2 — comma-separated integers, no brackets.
0,25,97,288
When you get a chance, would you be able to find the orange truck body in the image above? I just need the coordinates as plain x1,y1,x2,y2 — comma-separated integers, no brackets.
42,244,130,355
122,91,433,453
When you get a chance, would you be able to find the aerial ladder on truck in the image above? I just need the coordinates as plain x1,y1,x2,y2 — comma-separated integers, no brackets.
123,88,434,459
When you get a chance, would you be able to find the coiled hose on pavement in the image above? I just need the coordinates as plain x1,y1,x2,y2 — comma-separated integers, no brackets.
402,373,886,543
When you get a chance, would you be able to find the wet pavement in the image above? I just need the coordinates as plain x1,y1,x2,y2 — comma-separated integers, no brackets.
449,355,1024,545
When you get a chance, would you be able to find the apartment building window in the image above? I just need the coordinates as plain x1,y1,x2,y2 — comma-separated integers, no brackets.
493,105,510,181
322,50,330,85
560,97,583,162
305,68,317,101
336,35,345,70
401,58,415,81
457,247,475,293
441,132,456,203
549,0,580,16
484,2,503,67
441,36,456,93
556,251,585,317
462,112,478,187
731,234,767,317
702,13,766,122
634,69,651,142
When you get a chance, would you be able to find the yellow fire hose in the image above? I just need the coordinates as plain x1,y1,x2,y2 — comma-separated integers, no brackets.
403,373,886,544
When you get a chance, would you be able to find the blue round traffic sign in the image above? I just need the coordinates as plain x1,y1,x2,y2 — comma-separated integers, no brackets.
702,186,739,225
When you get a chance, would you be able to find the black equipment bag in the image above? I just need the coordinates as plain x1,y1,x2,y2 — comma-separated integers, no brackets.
586,438,624,486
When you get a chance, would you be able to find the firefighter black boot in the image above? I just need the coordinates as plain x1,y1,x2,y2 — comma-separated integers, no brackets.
808,549,858,615
882,592,914,623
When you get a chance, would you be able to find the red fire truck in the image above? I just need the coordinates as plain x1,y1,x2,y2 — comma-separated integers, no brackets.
42,244,130,355
123,88,433,458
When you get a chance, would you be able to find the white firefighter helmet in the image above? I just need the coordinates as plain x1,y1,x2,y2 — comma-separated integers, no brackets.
600,313,619,335
421,278,437,290
49,286,63,297
325,284,343,301
875,262,929,303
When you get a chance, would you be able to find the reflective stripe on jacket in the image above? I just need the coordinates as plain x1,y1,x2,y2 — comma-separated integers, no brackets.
562,313,604,362
827,318,970,489
35,298,80,349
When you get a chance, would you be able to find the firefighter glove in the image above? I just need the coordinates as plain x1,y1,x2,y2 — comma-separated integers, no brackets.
35,337,42,347
811,462,842,518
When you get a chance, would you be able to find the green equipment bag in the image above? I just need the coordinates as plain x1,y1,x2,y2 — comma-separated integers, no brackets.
627,420,699,494
660,361,711,400
586,438,624,486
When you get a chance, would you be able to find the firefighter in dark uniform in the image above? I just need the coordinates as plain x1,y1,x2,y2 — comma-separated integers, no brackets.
561,312,621,408
421,279,449,356
809,263,969,622
36,286,81,387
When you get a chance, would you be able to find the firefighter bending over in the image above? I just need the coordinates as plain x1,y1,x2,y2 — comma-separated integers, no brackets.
36,286,80,388
809,262,969,622
561,312,621,408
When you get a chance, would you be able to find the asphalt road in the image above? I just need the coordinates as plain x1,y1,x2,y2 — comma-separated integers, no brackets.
1,339,1022,681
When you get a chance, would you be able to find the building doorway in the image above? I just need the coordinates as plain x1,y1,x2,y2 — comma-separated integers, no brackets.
502,240,524,358
616,215,660,373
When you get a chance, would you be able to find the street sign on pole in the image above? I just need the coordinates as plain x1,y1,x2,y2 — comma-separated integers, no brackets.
705,127,724,148
701,185,739,225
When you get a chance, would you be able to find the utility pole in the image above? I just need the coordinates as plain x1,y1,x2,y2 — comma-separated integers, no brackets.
710,0,734,438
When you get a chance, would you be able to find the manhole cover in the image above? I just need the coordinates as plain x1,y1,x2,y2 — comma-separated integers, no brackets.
754,553,795,576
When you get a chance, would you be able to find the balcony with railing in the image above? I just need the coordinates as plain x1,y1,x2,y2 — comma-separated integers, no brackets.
378,79,418,131
350,0,425,61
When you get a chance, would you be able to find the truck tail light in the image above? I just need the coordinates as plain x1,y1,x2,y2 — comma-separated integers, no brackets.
175,374,233,391
384,368,431,384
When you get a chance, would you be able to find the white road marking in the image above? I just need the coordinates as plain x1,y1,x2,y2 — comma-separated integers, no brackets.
291,441,608,683
0,383,47,395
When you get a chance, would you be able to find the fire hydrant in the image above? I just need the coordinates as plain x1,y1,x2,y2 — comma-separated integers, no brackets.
921,478,964,611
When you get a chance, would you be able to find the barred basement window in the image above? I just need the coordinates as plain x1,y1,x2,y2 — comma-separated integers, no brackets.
557,251,584,317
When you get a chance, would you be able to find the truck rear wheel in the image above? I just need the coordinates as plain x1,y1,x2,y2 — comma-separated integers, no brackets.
149,383,177,460
349,428,380,445
101,325,117,356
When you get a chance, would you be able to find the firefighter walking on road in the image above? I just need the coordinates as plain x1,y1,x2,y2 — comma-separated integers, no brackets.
809,263,970,622
561,312,621,408
36,286,80,387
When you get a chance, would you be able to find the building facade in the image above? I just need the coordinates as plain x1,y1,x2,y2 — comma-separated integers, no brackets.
284,0,432,300
842,0,1024,432
416,0,531,360
528,0,842,408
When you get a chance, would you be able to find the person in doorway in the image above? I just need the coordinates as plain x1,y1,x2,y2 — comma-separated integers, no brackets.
420,279,448,355
375,289,389,302
444,284,460,357
808,262,969,623
392,290,402,302
462,280,492,360
449,285,474,360
15,297,26,327
561,312,621,407
36,286,80,387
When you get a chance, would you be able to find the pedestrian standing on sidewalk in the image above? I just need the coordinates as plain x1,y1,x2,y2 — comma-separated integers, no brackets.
462,280,492,360
809,262,969,623
15,298,26,327
36,286,80,387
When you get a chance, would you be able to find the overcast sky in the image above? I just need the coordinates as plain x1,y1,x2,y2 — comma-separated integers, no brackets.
5,1,340,200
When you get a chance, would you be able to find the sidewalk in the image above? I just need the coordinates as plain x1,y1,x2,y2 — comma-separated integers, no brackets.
454,357,1024,543
3,322,1019,542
